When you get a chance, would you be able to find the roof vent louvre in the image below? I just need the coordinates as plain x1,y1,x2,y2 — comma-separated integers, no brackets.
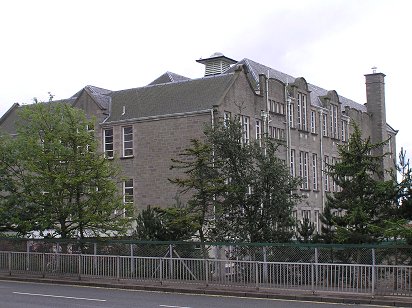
196,52,237,77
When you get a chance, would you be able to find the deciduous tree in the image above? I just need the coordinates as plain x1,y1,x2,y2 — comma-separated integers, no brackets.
0,101,131,238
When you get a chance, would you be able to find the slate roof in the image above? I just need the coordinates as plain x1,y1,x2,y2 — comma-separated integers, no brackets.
84,86,112,110
229,58,367,113
105,73,238,123
148,72,191,86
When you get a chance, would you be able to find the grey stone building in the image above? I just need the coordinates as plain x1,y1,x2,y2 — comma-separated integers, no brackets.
0,53,397,232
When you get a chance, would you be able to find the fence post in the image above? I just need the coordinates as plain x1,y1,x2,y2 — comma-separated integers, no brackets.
314,247,319,291
130,244,135,278
160,258,163,285
311,262,315,294
78,254,82,280
371,248,376,297
26,241,30,271
93,243,97,273
255,262,259,289
42,253,45,278
8,252,11,276
169,244,173,279
205,259,209,287
117,256,120,281
262,246,268,283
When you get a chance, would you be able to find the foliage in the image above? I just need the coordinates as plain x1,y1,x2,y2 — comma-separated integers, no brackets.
325,123,395,244
134,204,198,241
0,100,131,238
297,217,315,243
170,118,301,243
169,139,223,245
315,204,336,244
396,148,412,220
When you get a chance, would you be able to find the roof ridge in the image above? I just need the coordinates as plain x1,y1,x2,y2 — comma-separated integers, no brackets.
111,72,236,95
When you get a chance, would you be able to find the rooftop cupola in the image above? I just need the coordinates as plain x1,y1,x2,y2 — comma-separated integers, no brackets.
196,52,237,76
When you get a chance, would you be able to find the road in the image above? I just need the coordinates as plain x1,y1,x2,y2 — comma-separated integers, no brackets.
0,280,395,308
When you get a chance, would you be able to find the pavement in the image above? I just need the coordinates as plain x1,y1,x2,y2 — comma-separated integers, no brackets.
1,273,412,307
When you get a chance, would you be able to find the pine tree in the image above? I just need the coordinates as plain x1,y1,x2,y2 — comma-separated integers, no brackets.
326,123,395,244
297,217,315,243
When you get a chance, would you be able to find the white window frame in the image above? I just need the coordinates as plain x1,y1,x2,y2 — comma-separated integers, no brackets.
322,114,328,137
256,119,261,146
256,119,261,140
297,97,301,129
310,110,316,133
341,119,348,142
290,149,296,177
330,104,338,139
324,155,329,191
224,111,231,127
312,153,318,190
299,151,309,189
332,157,337,192
119,179,134,217
314,210,320,233
240,115,250,145
297,93,307,130
301,209,311,223
104,128,114,158
123,126,133,157
289,103,294,128
123,179,134,204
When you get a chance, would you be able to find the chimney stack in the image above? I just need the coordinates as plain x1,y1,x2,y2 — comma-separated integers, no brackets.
365,71,387,176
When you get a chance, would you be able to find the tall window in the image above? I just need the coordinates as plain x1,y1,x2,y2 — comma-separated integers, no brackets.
123,179,134,204
322,114,328,137
301,209,311,222
256,119,261,145
310,111,316,133
123,126,133,157
341,120,348,142
104,128,114,158
269,99,276,112
290,149,296,177
289,103,294,128
122,179,134,217
330,105,338,139
312,153,318,190
324,155,329,191
224,111,231,127
297,93,307,130
240,115,250,144
331,157,337,192
314,210,320,233
299,151,309,189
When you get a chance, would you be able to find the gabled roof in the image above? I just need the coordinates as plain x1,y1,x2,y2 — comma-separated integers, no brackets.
147,72,191,86
71,85,112,111
229,58,367,113
105,73,238,123
84,85,112,110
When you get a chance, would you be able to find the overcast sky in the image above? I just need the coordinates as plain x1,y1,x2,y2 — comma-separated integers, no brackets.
1,0,411,161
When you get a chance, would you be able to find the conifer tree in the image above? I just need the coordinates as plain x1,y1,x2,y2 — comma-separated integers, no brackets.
325,123,395,244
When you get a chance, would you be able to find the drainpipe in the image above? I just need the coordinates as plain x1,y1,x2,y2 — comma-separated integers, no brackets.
286,94,292,167
319,109,325,211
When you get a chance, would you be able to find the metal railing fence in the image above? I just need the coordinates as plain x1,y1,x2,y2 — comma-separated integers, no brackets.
0,251,411,297
1,238,411,266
